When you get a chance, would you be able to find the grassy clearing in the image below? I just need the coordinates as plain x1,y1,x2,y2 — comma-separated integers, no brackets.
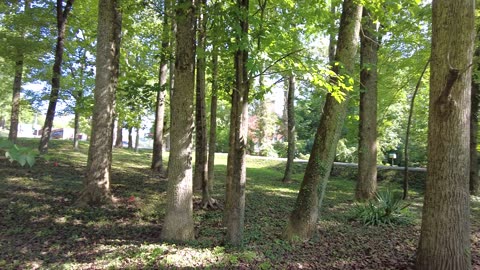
0,138,479,269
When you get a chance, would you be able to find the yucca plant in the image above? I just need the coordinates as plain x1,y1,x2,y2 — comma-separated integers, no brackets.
353,189,411,226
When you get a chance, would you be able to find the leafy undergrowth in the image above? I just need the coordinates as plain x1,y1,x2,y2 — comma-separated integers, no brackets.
0,139,479,269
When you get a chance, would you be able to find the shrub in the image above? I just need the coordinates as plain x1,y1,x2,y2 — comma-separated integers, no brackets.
0,140,38,167
272,141,288,158
353,189,411,226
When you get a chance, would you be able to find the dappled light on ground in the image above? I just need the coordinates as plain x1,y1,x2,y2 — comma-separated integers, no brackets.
0,140,479,269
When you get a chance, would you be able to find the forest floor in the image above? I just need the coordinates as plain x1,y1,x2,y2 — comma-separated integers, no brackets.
0,139,479,270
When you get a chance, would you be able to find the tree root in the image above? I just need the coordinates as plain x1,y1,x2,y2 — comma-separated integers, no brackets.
201,198,220,210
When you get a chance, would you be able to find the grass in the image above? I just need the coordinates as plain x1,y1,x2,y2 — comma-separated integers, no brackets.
0,138,479,269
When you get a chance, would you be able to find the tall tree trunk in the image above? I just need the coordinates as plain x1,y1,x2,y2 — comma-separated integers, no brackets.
355,8,378,201
194,0,214,209
283,0,361,242
73,109,80,149
161,0,196,242
128,126,133,149
8,0,30,144
8,52,24,144
470,46,480,196
282,75,296,183
328,1,336,64
134,126,140,152
39,0,75,154
402,59,429,199
193,0,207,191
225,0,249,247
207,45,219,192
76,0,121,206
73,49,87,150
415,0,474,268
151,0,171,174
114,118,123,148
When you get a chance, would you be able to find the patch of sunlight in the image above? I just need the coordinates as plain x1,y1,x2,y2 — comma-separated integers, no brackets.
68,243,225,269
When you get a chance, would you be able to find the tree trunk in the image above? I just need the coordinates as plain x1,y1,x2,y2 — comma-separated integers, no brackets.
355,8,378,201
415,0,474,268
76,0,121,207
328,1,336,64
161,0,196,242
151,0,171,174
470,47,480,196
128,126,133,149
207,45,219,193
225,0,249,247
73,109,80,150
134,126,140,152
114,118,123,148
8,52,24,144
282,75,296,183
402,59,429,199
39,0,74,154
283,0,361,241
194,0,213,209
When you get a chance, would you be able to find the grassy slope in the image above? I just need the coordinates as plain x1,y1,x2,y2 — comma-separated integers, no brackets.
0,139,478,269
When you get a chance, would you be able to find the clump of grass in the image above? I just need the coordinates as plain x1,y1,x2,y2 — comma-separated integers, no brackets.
353,189,412,226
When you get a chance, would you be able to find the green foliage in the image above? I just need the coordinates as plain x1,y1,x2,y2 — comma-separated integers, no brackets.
353,190,412,226
0,140,38,167
272,141,288,158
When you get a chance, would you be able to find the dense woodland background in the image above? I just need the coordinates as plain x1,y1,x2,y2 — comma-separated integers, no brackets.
0,0,479,269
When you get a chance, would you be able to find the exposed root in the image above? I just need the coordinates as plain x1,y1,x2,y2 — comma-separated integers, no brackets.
201,198,220,210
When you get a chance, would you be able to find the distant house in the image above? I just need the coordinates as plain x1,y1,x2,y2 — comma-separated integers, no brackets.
35,127,87,141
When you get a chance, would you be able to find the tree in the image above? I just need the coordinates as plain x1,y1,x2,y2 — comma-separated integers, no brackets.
225,0,249,246
283,0,362,241
161,0,196,242
76,0,122,206
207,43,219,192
415,0,474,268
402,59,429,199
151,0,172,174
38,0,75,154
471,40,480,196
356,8,378,201
7,0,30,144
282,74,295,183
193,0,208,191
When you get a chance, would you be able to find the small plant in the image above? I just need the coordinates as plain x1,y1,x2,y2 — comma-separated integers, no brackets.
353,189,411,226
0,140,38,167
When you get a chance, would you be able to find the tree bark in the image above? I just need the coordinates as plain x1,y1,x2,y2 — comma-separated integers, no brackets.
161,0,196,242
356,8,378,201
114,118,123,148
134,126,140,152
415,0,474,268
151,0,171,174
207,45,219,192
73,109,80,149
470,46,480,196
283,0,361,241
8,52,24,144
225,0,249,247
194,0,213,208
127,126,133,149
39,0,75,154
76,0,121,207
282,75,296,183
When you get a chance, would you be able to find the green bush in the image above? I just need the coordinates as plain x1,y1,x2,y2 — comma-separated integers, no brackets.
353,189,411,226
272,141,288,158
259,143,278,158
